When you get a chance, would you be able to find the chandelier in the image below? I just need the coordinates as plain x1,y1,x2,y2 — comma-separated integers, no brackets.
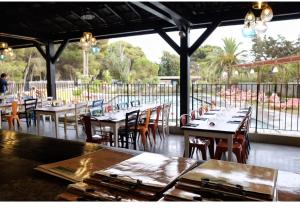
80,32,97,50
0,42,14,60
242,1,273,38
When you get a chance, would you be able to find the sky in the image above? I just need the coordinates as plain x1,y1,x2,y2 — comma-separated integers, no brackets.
108,18,300,63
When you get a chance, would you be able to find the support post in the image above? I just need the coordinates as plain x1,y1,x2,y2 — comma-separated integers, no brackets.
180,27,190,117
46,42,56,99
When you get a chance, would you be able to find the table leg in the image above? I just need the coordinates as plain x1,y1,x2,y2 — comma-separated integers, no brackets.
184,131,189,158
114,124,119,148
37,112,41,136
227,134,233,161
55,113,59,139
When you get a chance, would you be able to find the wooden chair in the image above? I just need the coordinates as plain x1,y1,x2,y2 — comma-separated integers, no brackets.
4,101,21,129
160,103,171,139
180,114,210,160
137,108,151,150
148,105,162,144
63,102,88,136
18,98,37,127
81,114,113,145
214,117,248,163
118,110,140,149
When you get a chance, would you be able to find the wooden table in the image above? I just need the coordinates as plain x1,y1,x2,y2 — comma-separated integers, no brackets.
93,104,159,147
0,130,103,200
35,105,76,139
181,108,247,161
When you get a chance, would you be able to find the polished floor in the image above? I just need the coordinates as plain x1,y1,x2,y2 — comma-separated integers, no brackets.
2,118,300,174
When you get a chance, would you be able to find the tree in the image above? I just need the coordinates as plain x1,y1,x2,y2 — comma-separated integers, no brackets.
208,37,245,84
158,51,180,76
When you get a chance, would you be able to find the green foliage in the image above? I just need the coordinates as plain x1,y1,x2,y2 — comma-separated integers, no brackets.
158,51,180,76
72,88,83,97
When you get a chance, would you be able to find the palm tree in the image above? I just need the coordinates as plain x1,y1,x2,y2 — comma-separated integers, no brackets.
209,37,245,84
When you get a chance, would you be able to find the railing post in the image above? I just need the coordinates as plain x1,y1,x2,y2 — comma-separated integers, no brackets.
127,84,130,104
176,83,179,127
255,83,260,133
87,83,90,101
192,83,194,110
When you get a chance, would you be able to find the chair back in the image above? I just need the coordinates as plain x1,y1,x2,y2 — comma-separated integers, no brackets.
130,100,140,107
125,109,140,139
162,103,171,125
117,102,129,110
92,99,104,108
152,106,162,125
24,98,37,112
11,101,18,116
105,104,113,113
90,106,103,116
180,114,191,126
80,114,93,141
140,108,151,129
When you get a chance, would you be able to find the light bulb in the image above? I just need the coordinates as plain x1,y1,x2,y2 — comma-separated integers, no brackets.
250,69,255,74
242,22,256,38
245,10,255,23
234,70,239,75
272,66,278,73
261,5,273,22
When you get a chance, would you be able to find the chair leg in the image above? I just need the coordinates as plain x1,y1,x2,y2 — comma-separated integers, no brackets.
214,147,223,160
7,118,12,129
208,138,215,159
157,126,163,141
234,150,242,163
200,146,208,160
151,126,156,144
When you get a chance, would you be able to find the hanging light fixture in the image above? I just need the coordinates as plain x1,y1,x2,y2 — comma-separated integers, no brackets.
80,32,97,50
242,1,273,37
250,69,255,74
0,42,14,60
91,45,100,54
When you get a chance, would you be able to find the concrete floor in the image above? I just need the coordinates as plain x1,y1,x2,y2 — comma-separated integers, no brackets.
2,118,300,174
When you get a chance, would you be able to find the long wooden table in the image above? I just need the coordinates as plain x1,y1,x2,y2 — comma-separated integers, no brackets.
181,108,247,161
93,103,159,147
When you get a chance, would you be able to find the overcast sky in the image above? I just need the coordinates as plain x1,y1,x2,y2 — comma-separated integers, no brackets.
108,18,300,63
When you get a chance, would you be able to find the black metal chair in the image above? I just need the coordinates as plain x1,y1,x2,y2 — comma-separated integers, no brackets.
18,98,38,127
118,110,140,149
117,102,129,110
130,100,140,107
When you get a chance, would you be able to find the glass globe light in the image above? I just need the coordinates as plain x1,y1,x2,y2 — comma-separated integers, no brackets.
250,69,255,74
255,18,268,34
242,22,256,38
245,10,255,23
261,5,273,22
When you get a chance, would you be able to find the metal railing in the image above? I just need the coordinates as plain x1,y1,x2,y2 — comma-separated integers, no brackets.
7,82,300,132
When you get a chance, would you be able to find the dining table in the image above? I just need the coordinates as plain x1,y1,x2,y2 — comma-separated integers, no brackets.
35,104,76,139
181,107,248,161
92,103,159,148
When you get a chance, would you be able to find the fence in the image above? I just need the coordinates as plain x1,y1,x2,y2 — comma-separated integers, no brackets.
7,81,300,132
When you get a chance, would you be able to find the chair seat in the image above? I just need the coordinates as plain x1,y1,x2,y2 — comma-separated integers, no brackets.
216,140,242,151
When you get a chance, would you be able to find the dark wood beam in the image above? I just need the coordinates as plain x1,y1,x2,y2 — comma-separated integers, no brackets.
188,21,221,56
0,33,44,45
33,42,47,60
104,4,122,21
46,42,56,99
51,39,69,63
131,2,176,26
150,2,191,30
126,2,141,18
156,29,180,55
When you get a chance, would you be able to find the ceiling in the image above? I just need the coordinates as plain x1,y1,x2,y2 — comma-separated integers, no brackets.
1,1,300,48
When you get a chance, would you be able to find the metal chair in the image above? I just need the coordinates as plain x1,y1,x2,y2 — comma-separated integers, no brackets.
18,98,38,127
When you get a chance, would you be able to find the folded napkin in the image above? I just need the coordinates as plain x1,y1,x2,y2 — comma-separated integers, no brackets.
232,115,246,118
210,109,221,111
195,117,209,121
204,112,216,115
227,120,242,124
184,123,199,127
